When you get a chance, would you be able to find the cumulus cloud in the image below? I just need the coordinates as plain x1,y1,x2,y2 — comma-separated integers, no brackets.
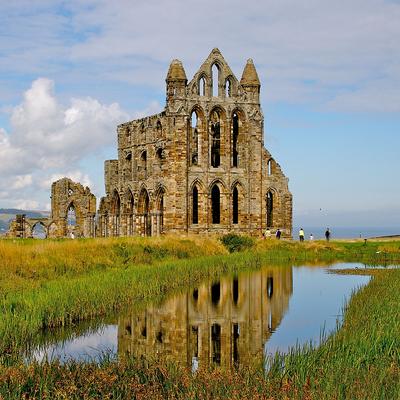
2,78,128,174
11,175,33,190
1,1,399,112
0,78,129,209
132,101,162,119
14,199,40,210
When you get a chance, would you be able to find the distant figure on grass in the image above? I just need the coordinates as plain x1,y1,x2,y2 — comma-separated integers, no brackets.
325,228,331,242
264,227,271,239
310,233,314,241
276,228,282,240
299,228,305,242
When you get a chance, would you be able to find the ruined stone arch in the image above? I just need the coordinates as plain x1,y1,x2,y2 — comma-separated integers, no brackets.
211,61,222,97
65,200,77,225
231,180,246,225
267,158,277,175
225,75,236,97
137,187,151,236
231,108,246,168
154,184,166,209
30,221,48,239
190,178,206,226
189,105,206,166
209,106,226,168
209,179,227,226
198,73,208,96
154,184,166,235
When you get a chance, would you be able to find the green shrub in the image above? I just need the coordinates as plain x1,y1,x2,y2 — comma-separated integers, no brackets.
220,234,254,253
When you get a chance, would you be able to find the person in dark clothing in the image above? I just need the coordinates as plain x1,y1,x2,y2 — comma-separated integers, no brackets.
276,228,281,240
325,228,331,242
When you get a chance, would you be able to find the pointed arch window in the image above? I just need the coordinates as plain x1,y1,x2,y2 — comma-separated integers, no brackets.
225,78,231,97
268,159,272,175
192,185,199,224
191,111,199,165
210,110,221,168
199,77,206,96
212,64,219,97
232,186,239,224
211,184,220,224
140,151,147,171
266,191,273,227
232,112,239,167
67,204,77,227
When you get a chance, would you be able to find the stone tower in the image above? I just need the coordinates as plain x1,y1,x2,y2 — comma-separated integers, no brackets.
98,48,292,237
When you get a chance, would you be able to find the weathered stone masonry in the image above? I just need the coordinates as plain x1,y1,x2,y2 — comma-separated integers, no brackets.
7,178,96,238
98,48,292,237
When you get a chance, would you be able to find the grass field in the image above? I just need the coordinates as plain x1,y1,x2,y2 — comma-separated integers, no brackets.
0,236,399,399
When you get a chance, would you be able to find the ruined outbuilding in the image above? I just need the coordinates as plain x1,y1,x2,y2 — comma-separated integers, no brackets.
98,48,292,237
7,178,96,238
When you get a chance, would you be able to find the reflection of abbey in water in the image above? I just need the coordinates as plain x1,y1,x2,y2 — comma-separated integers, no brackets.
118,267,293,369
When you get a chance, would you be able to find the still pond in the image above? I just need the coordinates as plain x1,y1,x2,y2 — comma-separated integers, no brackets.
27,263,371,369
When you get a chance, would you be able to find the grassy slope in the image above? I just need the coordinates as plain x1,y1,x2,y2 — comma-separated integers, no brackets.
0,237,399,399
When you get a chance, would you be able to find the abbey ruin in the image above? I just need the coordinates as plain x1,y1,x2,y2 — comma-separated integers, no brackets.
8,48,292,238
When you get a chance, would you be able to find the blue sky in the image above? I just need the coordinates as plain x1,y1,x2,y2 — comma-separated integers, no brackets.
0,0,399,227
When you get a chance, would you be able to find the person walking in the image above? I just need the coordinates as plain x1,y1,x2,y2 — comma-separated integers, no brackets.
325,228,331,242
299,228,305,242
264,227,271,239
309,233,314,241
276,228,281,240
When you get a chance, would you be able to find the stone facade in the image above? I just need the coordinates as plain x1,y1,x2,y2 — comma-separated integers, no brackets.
99,48,292,237
119,266,293,369
7,178,96,238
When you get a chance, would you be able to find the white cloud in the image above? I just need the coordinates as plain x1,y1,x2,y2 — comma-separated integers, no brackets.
0,78,129,209
0,1,397,113
14,199,40,210
132,101,162,119
0,77,128,175
2,78,128,174
11,175,33,190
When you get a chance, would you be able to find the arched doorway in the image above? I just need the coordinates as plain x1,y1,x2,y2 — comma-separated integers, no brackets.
67,203,77,238
138,189,151,236
31,222,47,239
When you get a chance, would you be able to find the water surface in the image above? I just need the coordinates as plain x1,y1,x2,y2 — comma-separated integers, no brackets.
28,263,370,369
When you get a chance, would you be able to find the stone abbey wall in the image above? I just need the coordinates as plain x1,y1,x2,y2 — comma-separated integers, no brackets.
98,48,292,238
